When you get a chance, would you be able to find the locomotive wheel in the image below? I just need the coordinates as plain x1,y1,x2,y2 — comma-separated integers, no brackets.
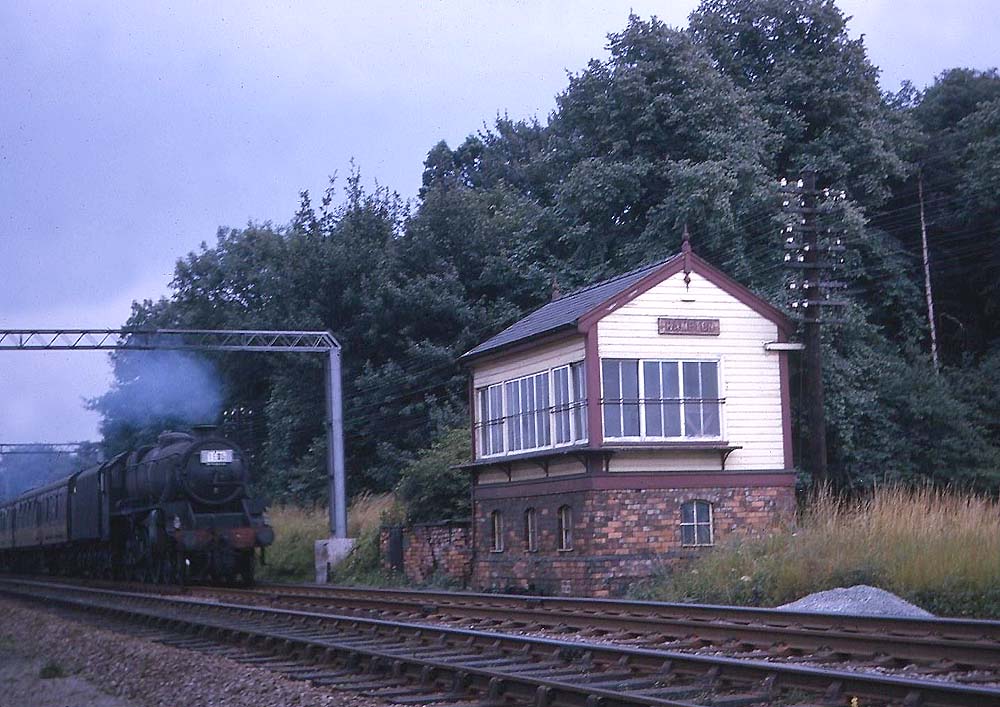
149,554,164,584
158,550,179,585
236,552,255,587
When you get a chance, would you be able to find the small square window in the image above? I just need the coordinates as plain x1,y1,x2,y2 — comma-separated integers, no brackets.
680,500,713,547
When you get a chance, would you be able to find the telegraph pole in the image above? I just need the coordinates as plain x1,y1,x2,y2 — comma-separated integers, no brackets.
801,171,828,486
918,170,940,372
782,170,846,487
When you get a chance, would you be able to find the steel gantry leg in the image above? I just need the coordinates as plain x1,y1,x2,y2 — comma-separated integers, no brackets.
325,345,348,538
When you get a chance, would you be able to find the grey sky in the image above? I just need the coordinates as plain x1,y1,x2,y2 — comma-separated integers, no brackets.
2,1,997,443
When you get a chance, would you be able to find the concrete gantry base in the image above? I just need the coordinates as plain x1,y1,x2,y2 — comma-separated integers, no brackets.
314,537,356,583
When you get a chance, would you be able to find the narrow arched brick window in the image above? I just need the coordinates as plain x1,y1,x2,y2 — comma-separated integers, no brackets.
557,505,573,551
525,508,538,552
490,510,504,552
680,500,714,546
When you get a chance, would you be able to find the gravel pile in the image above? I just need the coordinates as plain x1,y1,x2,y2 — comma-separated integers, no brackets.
777,585,934,617
0,597,389,707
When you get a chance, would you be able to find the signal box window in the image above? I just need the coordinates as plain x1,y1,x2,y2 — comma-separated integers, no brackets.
525,508,538,552
557,505,573,551
680,500,714,546
490,510,504,552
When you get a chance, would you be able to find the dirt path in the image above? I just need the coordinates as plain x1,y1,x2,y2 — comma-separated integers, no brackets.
0,646,140,707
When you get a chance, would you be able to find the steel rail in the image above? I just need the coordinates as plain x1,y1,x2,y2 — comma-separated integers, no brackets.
265,583,1000,638
200,582,1000,669
2,578,998,707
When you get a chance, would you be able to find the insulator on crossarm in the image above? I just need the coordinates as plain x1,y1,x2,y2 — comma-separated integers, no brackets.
797,254,805,262
783,199,790,207
780,177,788,187
784,253,792,262
786,237,795,244
797,179,804,188
791,301,799,308
789,282,797,290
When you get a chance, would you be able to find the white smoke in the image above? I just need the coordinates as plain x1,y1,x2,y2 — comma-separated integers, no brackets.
96,351,224,428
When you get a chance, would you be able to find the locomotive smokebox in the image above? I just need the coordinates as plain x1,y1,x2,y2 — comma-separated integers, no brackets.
125,429,249,507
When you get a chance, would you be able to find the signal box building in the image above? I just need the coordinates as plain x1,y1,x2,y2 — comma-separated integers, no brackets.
459,240,797,596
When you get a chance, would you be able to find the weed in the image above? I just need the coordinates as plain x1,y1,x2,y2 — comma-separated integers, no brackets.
39,661,65,679
635,486,1000,618
257,492,398,583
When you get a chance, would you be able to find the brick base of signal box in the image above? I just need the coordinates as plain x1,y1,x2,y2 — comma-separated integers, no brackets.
470,483,796,597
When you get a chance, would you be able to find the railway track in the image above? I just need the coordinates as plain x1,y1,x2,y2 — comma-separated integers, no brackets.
191,582,1000,672
2,577,999,707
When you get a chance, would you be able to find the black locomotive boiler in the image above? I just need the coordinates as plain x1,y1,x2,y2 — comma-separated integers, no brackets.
0,426,273,585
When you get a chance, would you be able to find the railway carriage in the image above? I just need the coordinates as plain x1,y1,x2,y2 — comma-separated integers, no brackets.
0,504,13,552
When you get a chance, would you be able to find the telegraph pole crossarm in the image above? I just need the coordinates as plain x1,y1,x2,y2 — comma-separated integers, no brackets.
780,171,848,488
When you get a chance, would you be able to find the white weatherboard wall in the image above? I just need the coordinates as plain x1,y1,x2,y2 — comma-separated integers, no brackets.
472,335,585,388
597,271,785,472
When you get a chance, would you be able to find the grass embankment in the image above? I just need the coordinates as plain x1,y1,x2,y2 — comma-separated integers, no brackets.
635,487,1000,618
257,491,397,583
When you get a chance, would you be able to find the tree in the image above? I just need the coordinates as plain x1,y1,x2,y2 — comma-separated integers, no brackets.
91,5,1000,501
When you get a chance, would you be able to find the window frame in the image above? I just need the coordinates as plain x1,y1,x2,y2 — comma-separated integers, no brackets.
524,507,538,552
504,370,552,454
475,360,588,459
600,357,724,442
680,500,714,547
490,510,504,553
478,383,505,457
557,505,573,552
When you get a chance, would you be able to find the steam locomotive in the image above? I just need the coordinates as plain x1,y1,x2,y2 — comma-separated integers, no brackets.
0,426,273,585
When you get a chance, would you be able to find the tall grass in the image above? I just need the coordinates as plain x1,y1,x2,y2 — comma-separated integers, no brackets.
257,491,397,583
636,486,1000,617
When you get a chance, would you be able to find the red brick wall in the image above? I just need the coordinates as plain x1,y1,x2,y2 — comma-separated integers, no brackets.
472,485,795,596
380,521,472,585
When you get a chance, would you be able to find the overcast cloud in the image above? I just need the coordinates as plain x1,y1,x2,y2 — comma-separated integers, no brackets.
1,0,997,443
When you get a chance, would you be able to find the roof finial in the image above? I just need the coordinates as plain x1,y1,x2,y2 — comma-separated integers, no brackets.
682,224,692,290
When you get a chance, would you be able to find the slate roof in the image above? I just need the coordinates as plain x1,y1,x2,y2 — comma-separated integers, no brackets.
460,255,680,361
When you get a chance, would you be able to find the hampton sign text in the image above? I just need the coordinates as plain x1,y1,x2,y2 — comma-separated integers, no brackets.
657,317,721,336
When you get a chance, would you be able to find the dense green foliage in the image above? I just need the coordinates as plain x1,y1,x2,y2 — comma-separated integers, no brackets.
91,0,1000,503
394,428,472,523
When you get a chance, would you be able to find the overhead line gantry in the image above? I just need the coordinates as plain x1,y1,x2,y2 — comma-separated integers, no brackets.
0,328,347,538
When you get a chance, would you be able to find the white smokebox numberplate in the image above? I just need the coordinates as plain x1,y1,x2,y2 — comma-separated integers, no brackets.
200,449,234,465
